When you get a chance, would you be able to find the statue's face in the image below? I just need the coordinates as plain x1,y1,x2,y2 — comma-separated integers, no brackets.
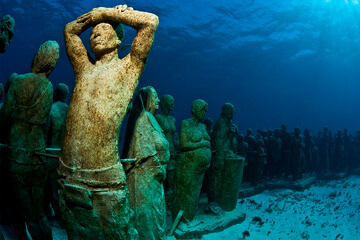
148,89,160,113
90,23,119,55
194,105,207,121
163,98,174,111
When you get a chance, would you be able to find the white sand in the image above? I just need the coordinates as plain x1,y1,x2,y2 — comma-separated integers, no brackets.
202,175,360,240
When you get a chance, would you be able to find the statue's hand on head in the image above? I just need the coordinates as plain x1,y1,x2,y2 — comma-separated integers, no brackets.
114,5,133,12
76,7,106,24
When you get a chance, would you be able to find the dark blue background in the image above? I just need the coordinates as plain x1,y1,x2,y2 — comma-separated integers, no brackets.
1,0,360,136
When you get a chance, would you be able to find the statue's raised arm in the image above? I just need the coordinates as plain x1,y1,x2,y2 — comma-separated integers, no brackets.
64,5,158,73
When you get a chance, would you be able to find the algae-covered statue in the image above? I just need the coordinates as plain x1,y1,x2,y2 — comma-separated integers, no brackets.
173,99,211,222
251,138,267,185
155,94,179,209
122,86,169,240
0,15,15,53
47,83,69,149
291,127,304,180
44,83,69,228
0,40,59,240
58,5,158,239
208,103,244,211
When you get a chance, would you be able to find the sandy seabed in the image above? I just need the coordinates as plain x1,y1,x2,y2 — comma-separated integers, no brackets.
2,175,360,240
202,175,360,240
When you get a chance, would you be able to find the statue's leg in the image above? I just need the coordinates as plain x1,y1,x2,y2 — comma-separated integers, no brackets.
10,163,52,240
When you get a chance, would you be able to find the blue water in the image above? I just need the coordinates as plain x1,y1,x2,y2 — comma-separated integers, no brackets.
1,0,360,135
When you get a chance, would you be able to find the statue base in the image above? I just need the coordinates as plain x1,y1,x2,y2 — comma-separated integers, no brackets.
171,193,246,239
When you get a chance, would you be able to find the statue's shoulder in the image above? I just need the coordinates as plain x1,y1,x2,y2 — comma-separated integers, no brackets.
169,115,176,122
180,118,192,127
155,113,163,121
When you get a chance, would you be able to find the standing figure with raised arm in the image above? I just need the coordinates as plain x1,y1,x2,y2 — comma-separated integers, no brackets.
58,5,158,239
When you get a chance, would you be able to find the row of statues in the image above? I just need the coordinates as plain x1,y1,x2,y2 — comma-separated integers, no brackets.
239,125,360,185
2,5,360,240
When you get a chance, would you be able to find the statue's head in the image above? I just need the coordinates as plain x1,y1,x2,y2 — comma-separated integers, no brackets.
274,128,281,137
281,124,287,131
0,15,15,53
294,127,300,136
191,99,208,122
139,86,159,114
323,126,328,132
304,128,310,136
90,23,122,56
257,139,265,147
53,83,69,103
221,102,234,120
160,94,174,112
238,134,244,142
337,129,342,136
246,128,252,136
31,40,60,77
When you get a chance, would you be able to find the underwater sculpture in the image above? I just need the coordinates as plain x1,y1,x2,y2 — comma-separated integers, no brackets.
44,83,69,227
251,139,267,185
122,86,169,240
173,99,211,222
280,124,292,177
237,134,248,158
155,94,179,209
243,128,257,182
303,128,314,174
291,127,305,180
208,103,244,211
0,40,59,240
58,5,158,239
0,15,15,53
319,126,330,175
333,130,344,172
47,83,69,150
343,128,351,170
269,128,282,178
